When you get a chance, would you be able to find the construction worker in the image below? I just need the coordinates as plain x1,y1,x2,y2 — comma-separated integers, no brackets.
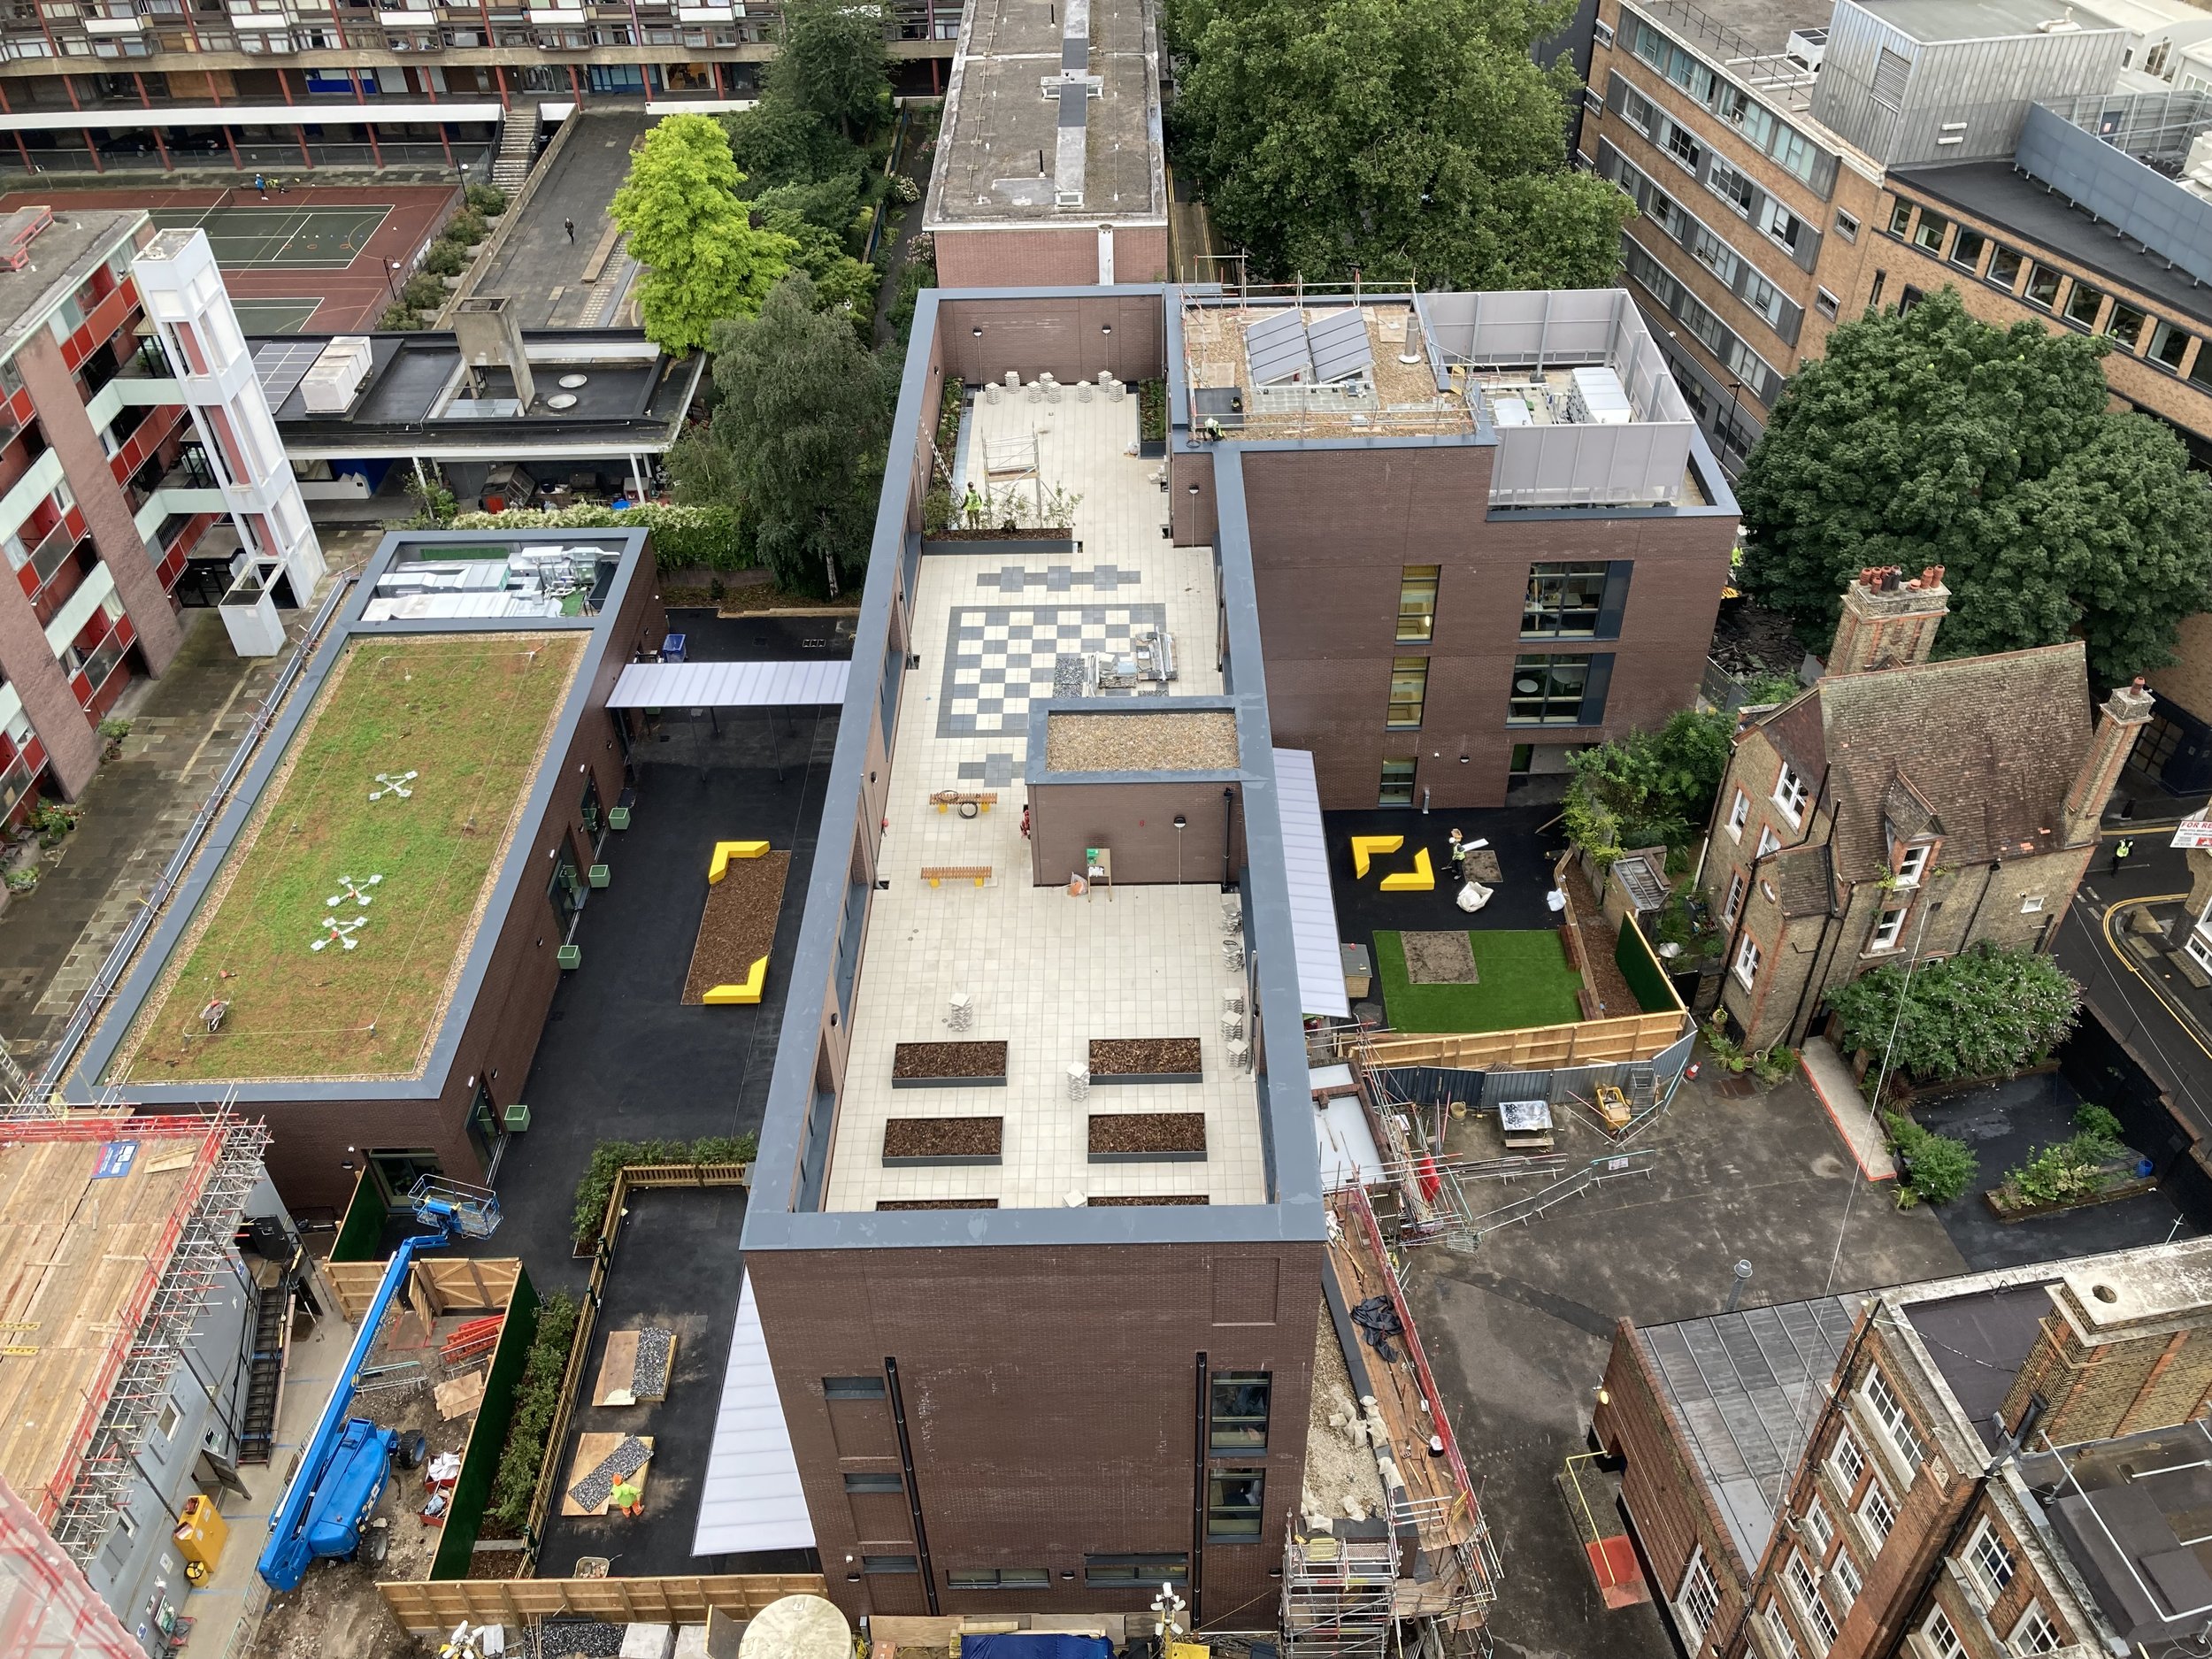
2111,835,2135,876
610,1478,643,1518
1447,826,1466,874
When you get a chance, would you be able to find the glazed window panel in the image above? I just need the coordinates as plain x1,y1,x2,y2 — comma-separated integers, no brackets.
1397,565,1440,641
1523,563,1609,636
1508,654,1593,724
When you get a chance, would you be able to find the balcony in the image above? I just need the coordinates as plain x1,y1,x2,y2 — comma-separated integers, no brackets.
0,749,34,822
77,630,128,705
23,521,78,588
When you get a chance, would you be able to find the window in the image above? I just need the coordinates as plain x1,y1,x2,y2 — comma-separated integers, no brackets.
2024,264,2063,309
1743,271,1787,328
1207,1470,1265,1540
1727,789,1751,840
1593,16,1612,45
1773,762,1809,824
1816,288,1839,320
1924,1610,1965,1659
1765,1604,1803,1659
1709,159,1755,217
1087,1554,1190,1586
1397,565,1439,641
1887,200,1913,237
1509,655,1600,725
1735,933,1763,988
825,1375,887,1399
1786,1551,1839,1648
1379,756,1417,808
1988,245,2025,289
949,1568,1050,1589
1724,869,1747,925
2106,302,2147,348
1863,1370,1925,1472
1830,1432,1865,1493
2010,1606,2061,1655
156,1401,180,1440
1523,562,1610,636
1829,1552,1862,1608
2066,280,2106,328
843,1472,903,1493
2190,342,2212,390
1691,224,1740,283
1870,905,1908,952
1834,210,1859,242
1665,121,1702,173
1858,1481,1895,1546
1949,228,1985,272
1677,1551,1722,1648
1800,1499,1833,1559
1893,843,1932,887
2152,319,2194,370
1912,210,1948,254
1387,657,1429,728
1870,272,1886,310
1621,85,1655,134
1966,1520,2016,1602
864,1555,921,1574
1757,826,1782,859
1762,200,1806,254
2021,894,2045,913
1210,1372,1271,1451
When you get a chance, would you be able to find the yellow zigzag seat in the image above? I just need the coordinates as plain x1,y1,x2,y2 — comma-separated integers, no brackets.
708,840,769,884
704,956,769,1005
1350,835,1402,879
1379,847,1434,892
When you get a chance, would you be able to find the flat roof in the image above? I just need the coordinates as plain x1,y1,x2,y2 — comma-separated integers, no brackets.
0,1118,219,1514
1625,0,1834,58
107,629,586,1085
1901,1281,2056,1452
2033,1420,2212,1649
924,0,1165,228
1180,300,1474,439
1862,0,2126,38
1893,160,2212,330
0,207,141,358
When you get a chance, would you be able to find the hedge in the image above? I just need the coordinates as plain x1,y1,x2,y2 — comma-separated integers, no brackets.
484,1290,579,1535
449,502,750,571
572,1133,758,1247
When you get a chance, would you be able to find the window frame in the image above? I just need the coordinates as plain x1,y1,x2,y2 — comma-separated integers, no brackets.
1764,1602,1804,1659
1508,653,1600,726
1857,1479,1895,1548
1862,1368,1927,1476
2065,279,2106,329
1727,789,1751,840
1869,904,1908,954
2106,301,2147,349
1756,825,1782,860
1522,561,1612,638
1677,1548,1723,1649
2023,263,2063,310
1924,1609,1965,1659
947,1567,1051,1591
1735,933,1763,989
1911,210,1948,254
1829,1432,1866,1494
843,1471,904,1494
1948,227,1985,273
2008,1604,2061,1655
1209,1371,1272,1452
1396,565,1440,643
1206,1468,1266,1540
1085,1554,1191,1586
1966,1518,2016,1604
2152,318,2194,370
1386,656,1430,729
1723,869,1747,926
1786,1550,1839,1649
1893,842,1932,887
1833,209,1860,242
1988,245,2025,291
824,1374,887,1400
1773,762,1809,825
1379,755,1417,809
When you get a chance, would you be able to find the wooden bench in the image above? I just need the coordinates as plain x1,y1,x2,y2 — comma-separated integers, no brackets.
920,866,993,888
930,791,1000,817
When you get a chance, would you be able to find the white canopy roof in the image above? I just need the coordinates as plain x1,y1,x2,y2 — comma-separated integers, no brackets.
607,659,850,709
1272,748,1350,1018
693,1271,816,1557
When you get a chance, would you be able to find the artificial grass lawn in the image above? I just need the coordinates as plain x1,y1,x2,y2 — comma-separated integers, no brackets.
1372,928,1584,1033
117,633,586,1082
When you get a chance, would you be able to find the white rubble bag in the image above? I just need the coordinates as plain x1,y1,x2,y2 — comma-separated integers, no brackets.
1456,879,1493,913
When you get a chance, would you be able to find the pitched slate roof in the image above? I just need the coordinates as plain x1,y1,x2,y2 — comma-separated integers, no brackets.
1752,643,2093,885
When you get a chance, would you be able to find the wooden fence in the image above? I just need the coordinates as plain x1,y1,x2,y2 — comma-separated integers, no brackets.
326,1256,523,1325
379,1571,824,1631
1344,1010,1688,1069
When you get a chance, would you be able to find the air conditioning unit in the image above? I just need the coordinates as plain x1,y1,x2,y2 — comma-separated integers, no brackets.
1786,26,1826,70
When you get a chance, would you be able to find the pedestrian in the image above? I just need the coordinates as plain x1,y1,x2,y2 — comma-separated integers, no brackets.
610,1479,642,1518
1447,826,1465,873
254,173,267,199
2111,835,2135,875
1020,803,1031,840
564,217,576,242
278,178,290,195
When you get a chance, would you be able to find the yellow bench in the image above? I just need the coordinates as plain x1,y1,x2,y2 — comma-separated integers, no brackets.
1379,847,1435,892
708,841,770,884
1351,834,1403,879
931,790,999,815
920,865,992,887
703,956,769,1005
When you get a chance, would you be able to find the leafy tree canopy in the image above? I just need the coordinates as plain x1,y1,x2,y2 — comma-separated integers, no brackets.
753,183,881,340
1828,941,2081,1083
1562,708,1735,861
1167,0,1632,287
725,96,865,194
766,0,890,139
611,113,795,353
1735,286,2212,688
675,273,893,595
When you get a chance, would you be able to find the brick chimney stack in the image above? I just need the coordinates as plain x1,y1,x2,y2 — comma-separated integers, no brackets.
2062,678,2154,848
1997,1244,2212,1445
1827,565,1951,675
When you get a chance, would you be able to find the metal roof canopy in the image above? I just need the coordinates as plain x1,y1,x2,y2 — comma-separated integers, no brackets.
1272,748,1351,1018
606,659,850,708
1244,308,1313,387
1307,307,1375,384
692,1271,816,1556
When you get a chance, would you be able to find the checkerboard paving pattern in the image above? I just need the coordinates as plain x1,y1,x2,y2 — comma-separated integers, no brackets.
938,603,1168,736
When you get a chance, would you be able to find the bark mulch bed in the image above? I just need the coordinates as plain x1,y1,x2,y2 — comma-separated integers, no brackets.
883,1116,1003,1164
680,849,791,1004
877,1198,1001,1210
1089,1037,1202,1083
1404,931,1479,985
1088,1194,1210,1204
1089,1111,1208,1162
1561,859,1642,1020
892,1040,1010,1087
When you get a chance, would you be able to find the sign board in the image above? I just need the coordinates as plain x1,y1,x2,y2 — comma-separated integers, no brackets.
2175,815,2212,849
93,1140,139,1180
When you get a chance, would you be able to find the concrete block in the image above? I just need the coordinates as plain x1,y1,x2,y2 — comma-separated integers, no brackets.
621,1624,676,1659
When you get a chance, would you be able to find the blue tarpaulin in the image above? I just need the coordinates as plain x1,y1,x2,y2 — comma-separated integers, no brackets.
958,1637,1115,1659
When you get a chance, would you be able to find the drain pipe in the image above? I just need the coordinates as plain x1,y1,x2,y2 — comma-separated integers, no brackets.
1221,787,1236,891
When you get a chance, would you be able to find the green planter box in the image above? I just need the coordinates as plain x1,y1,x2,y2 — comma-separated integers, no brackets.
588,864,610,888
503,1102,532,1132
608,806,632,830
557,943,581,969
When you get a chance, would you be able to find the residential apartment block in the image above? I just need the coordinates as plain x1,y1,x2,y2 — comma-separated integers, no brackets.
1594,1234,2212,1659
1699,565,2147,1049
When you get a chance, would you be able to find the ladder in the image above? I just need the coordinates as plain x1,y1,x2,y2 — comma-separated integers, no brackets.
235,1271,291,1466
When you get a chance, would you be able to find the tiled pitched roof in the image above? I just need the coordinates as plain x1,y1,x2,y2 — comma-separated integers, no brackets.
1767,842,1835,918
1747,643,2092,882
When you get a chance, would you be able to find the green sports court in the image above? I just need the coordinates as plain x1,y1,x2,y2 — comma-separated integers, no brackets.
148,203,392,271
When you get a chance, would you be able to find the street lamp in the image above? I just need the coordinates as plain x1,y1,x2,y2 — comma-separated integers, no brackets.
383,258,403,300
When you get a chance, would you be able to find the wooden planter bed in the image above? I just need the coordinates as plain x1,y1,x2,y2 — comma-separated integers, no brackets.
1985,1169,2159,1223
882,1117,1003,1166
1088,1037,1202,1085
877,1198,1001,1210
1089,1112,1208,1163
1087,1194,1210,1204
892,1040,1009,1088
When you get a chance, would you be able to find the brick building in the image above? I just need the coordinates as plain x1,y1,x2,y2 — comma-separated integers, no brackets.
1699,566,2147,1050
1593,1236,2212,1659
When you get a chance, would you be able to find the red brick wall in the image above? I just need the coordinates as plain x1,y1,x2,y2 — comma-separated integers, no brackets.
749,1239,1322,1630
936,227,1170,290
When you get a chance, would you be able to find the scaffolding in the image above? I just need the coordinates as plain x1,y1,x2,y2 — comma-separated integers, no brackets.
7,1105,273,1564
0,1472,142,1659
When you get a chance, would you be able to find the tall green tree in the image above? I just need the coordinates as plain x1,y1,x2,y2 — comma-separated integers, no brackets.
611,113,795,354
1736,286,2212,687
678,273,892,595
1562,708,1735,861
1168,0,1632,287
768,0,890,140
